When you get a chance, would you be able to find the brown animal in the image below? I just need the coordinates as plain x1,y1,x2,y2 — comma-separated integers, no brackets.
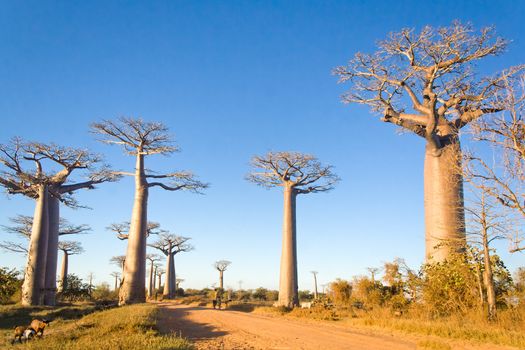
12,326,25,344
30,318,51,337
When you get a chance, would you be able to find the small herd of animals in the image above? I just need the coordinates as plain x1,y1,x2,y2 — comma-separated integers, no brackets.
11,318,50,344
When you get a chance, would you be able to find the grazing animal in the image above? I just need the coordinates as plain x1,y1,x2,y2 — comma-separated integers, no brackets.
300,301,312,309
12,326,26,344
23,328,36,341
30,318,51,337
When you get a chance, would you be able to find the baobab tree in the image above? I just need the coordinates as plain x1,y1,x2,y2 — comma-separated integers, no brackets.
156,267,165,291
310,271,319,299
0,138,117,305
110,255,126,286
57,241,84,293
149,233,193,299
92,117,207,305
334,22,522,262
176,278,184,290
107,221,161,240
247,151,339,308
1,215,90,254
214,260,231,290
146,253,162,298
110,272,121,291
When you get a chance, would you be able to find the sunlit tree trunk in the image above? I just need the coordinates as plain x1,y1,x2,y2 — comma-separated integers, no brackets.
58,251,69,292
119,154,149,305
114,275,119,291
219,270,224,290
480,204,497,320
424,138,466,262
148,259,154,299
277,185,299,308
313,273,318,299
163,249,176,299
22,185,49,306
43,194,60,305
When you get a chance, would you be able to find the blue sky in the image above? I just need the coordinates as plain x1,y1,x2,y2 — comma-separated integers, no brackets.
1,0,524,291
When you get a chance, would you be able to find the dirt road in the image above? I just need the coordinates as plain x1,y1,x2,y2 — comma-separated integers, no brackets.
158,303,418,350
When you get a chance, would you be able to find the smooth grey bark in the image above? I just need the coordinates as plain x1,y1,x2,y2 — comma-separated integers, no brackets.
277,186,299,308
158,272,163,290
120,154,149,305
21,185,49,306
58,251,69,292
424,139,466,262
148,260,154,298
219,270,224,290
114,275,119,291
43,194,60,305
163,249,177,299
312,271,318,299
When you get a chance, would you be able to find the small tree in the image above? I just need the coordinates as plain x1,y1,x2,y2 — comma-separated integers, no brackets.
214,260,231,290
247,151,339,307
334,22,521,262
145,254,162,298
57,241,84,293
92,117,207,305
0,267,21,304
328,279,352,306
149,233,193,299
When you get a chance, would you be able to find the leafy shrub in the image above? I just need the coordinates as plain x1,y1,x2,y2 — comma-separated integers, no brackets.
0,267,21,304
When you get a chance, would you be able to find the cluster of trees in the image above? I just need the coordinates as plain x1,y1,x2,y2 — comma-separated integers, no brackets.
0,118,206,306
1,22,524,317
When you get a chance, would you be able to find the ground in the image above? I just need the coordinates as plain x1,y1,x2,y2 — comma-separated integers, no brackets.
157,303,517,350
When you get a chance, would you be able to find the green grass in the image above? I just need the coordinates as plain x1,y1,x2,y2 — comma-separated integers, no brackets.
1,303,193,349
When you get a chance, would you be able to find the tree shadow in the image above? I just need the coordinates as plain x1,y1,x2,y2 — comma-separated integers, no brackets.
157,305,228,341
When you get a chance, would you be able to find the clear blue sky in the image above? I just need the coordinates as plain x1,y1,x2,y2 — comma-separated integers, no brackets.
1,0,524,291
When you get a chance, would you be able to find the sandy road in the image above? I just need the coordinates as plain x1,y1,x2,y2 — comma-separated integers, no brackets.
157,303,418,350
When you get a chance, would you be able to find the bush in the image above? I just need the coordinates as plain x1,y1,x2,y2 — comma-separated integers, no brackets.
328,279,352,306
0,267,21,304
92,282,117,301
59,274,91,302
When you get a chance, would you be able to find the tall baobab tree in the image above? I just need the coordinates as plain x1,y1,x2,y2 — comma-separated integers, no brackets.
110,272,121,291
310,271,319,299
92,117,207,305
156,267,165,291
334,22,522,262
146,253,162,298
367,267,380,283
0,138,117,305
57,241,84,292
214,260,231,290
149,233,193,299
247,151,339,308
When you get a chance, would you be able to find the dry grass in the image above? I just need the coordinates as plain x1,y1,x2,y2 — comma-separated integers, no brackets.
253,304,525,348
1,303,193,349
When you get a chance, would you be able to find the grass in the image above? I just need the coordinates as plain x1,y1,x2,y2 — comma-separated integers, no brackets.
252,304,525,349
1,303,193,350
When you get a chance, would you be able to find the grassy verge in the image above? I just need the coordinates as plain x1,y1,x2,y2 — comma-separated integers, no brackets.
253,305,525,349
1,303,193,350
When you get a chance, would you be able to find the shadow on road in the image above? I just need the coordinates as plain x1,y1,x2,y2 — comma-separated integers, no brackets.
157,304,228,342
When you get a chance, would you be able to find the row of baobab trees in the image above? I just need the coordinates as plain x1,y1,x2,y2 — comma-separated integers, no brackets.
1,22,524,311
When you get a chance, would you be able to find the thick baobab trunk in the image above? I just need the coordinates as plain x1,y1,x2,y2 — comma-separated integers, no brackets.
22,185,49,306
219,270,224,290
58,252,68,292
119,154,149,305
43,194,60,305
313,274,318,299
483,229,497,320
424,138,466,262
277,186,299,308
163,251,176,299
148,260,154,299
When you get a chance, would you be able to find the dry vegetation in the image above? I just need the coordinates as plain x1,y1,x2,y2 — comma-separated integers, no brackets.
0,303,192,349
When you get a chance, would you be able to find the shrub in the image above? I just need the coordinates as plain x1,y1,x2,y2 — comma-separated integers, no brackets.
0,267,21,304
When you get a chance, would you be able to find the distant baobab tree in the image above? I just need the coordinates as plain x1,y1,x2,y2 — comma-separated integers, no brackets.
1,215,90,254
110,255,126,286
367,267,380,283
146,253,162,298
334,22,522,262
107,221,161,240
57,241,84,293
110,272,121,291
149,233,193,299
176,278,184,290
156,267,165,291
247,151,339,308
92,117,208,305
0,138,116,305
310,271,319,299
214,260,231,290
